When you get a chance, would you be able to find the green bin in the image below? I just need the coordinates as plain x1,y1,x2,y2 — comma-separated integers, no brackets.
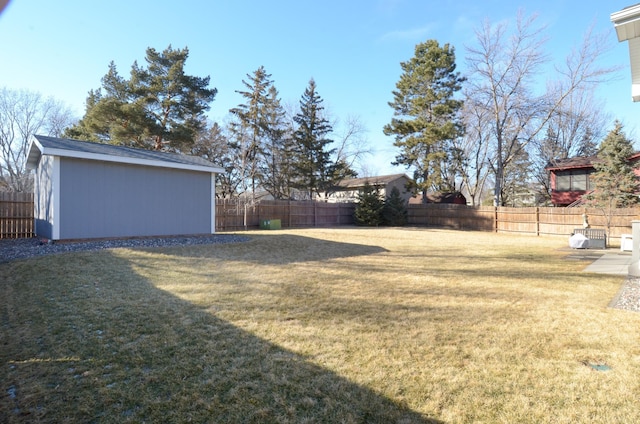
260,219,281,230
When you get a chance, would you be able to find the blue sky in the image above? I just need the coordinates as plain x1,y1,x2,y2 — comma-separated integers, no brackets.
1,0,638,175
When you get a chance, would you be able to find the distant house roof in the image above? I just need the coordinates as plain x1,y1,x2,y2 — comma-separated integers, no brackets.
334,173,410,189
546,152,640,172
545,156,598,172
26,135,224,173
409,191,467,204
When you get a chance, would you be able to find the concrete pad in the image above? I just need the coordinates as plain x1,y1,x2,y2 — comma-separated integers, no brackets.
583,253,633,275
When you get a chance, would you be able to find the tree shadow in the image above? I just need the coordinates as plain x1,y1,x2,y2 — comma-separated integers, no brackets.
157,233,389,265
2,251,442,423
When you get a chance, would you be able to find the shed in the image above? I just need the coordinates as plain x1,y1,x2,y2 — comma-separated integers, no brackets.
26,135,224,240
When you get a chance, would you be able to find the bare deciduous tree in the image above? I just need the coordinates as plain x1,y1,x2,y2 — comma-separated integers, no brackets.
0,88,76,192
531,88,609,203
465,11,617,206
330,114,371,178
455,95,492,206
192,121,241,199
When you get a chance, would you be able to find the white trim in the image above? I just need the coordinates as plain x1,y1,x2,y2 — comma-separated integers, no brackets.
39,146,224,174
612,5,640,42
611,4,640,26
211,173,216,233
52,156,60,240
25,136,44,170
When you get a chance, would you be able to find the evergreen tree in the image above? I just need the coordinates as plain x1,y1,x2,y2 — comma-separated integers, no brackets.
384,40,465,200
354,182,384,226
382,186,408,226
230,66,273,198
66,46,216,152
292,79,336,199
586,121,639,240
259,85,292,199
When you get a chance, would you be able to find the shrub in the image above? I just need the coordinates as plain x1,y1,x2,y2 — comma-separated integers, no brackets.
354,182,384,226
383,187,408,226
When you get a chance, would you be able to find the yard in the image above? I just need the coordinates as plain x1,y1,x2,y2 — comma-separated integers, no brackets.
1,227,639,423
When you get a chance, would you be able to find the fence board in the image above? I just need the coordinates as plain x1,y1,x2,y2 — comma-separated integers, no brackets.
4,193,640,242
215,199,356,231
0,192,34,239
407,203,640,242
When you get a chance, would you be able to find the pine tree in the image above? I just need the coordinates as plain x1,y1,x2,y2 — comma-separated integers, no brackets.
382,186,408,226
229,66,274,199
586,121,639,241
259,85,292,199
292,79,335,199
66,46,216,152
384,40,465,200
354,182,384,226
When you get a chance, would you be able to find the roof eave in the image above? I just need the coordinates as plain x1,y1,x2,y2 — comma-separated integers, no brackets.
611,4,640,41
27,139,224,174
25,136,44,170
546,164,594,172
46,147,224,173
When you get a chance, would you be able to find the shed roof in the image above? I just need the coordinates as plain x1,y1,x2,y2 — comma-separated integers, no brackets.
26,135,224,173
334,173,410,189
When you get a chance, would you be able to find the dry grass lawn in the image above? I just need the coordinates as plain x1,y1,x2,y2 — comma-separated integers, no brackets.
1,227,639,423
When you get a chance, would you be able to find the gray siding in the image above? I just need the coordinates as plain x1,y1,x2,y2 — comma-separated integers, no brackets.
58,157,212,239
386,177,413,203
34,155,55,239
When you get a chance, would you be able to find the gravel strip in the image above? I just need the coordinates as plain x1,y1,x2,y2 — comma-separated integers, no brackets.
0,234,249,264
609,277,640,313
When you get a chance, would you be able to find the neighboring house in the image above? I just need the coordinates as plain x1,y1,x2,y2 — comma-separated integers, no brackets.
318,173,413,203
26,135,223,240
546,154,640,206
409,191,467,205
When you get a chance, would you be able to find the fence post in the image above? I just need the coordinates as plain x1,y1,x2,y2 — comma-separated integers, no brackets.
494,207,498,233
629,220,640,277
536,207,540,236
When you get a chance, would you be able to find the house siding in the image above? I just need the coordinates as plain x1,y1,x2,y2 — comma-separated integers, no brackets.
384,178,412,203
57,157,212,239
323,175,412,203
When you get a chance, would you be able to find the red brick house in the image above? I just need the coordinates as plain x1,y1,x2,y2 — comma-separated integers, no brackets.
546,153,640,206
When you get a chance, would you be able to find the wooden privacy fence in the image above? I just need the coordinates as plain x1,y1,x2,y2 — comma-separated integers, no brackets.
0,192,34,239
407,203,640,242
3,194,640,241
215,199,356,231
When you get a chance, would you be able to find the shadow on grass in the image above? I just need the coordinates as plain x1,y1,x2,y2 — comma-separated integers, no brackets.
1,251,440,424
164,233,389,264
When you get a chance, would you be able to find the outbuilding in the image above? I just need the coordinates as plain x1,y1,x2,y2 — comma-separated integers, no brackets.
26,135,224,240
